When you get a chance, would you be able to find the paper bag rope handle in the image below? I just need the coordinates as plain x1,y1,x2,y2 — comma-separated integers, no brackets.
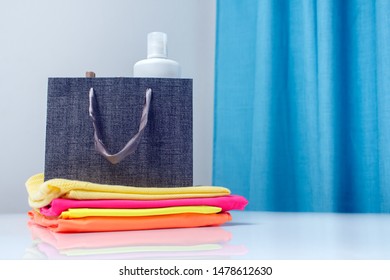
88,87,152,164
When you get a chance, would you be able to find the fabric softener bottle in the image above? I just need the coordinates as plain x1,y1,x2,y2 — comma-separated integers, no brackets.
133,32,181,78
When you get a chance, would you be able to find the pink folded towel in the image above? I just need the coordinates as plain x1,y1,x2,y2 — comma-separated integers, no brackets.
40,195,248,217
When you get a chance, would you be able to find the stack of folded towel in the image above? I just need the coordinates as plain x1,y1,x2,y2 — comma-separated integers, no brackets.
26,174,248,233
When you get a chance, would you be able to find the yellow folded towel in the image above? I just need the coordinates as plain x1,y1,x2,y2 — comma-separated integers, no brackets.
26,174,231,208
60,206,222,219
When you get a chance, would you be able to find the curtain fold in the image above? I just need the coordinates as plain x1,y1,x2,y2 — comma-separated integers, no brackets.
213,0,390,212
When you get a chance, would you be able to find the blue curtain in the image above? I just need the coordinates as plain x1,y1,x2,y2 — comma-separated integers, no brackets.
213,0,390,212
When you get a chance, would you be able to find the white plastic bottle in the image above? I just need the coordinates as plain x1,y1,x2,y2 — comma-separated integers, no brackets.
133,32,181,78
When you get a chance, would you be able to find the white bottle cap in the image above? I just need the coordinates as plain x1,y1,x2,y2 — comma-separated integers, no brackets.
147,32,168,58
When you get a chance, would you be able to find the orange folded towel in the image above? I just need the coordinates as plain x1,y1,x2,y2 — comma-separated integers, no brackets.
28,211,232,233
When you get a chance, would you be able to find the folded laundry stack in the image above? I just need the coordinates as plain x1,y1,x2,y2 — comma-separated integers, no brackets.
26,174,248,233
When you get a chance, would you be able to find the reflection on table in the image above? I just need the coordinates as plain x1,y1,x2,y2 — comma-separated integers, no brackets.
24,224,248,260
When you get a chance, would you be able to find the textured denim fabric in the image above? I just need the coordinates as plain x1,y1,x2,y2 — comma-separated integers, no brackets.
44,78,193,187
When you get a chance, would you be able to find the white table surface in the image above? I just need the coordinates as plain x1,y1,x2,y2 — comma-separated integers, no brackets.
1,211,390,260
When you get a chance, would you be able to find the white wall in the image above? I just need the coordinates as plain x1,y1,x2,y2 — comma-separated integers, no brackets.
0,0,216,213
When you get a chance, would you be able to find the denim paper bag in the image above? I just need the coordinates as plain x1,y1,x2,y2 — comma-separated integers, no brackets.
44,77,193,187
